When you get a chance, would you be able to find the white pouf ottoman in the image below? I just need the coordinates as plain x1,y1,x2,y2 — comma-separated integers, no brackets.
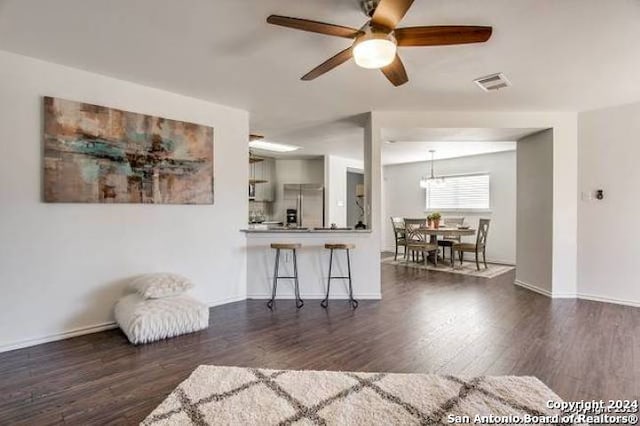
115,294,209,344
114,273,209,344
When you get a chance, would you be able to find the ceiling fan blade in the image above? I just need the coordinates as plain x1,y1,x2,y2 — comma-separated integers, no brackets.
381,54,409,87
395,26,493,47
371,0,415,30
267,15,361,39
301,47,353,81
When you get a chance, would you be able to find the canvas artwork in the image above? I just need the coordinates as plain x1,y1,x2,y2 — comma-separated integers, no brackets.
43,97,214,204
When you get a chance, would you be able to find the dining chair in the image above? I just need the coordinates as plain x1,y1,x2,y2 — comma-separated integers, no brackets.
453,219,490,271
390,217,407,261
406,225,439,266
404,218,427,227
403,218,427,261
438,217,465,267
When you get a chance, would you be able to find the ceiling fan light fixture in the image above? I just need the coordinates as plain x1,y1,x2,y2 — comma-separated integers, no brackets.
353,31,397,69
266,1,493,86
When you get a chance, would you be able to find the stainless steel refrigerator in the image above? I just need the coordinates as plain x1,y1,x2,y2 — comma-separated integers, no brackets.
283,184,325,228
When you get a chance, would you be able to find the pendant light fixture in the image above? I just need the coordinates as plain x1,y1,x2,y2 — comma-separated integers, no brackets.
420,150,445,188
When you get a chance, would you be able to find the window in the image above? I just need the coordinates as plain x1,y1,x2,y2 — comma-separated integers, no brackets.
425,173,490,211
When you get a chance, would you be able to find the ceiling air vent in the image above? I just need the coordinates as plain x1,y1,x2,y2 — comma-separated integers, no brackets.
474,73,511,92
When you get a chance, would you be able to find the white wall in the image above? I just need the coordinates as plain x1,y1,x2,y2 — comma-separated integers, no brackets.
325,155,364,228
363,114,382,294
516,130,554,294
0,50,249,351
578,102,640,307
383,151,517,264
372,111,578,297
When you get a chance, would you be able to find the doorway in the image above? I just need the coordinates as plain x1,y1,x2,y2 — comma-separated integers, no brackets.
379,127,553,291
346,169,365,228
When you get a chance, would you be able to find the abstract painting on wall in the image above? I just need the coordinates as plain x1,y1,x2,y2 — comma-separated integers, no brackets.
43,96,214,204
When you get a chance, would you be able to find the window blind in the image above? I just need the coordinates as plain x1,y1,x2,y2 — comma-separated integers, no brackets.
425,174,490,210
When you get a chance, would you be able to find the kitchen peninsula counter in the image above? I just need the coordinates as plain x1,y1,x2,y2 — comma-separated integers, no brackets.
243,227,380,301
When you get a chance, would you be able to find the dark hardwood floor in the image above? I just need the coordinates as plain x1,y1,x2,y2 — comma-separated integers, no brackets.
1,263,639,424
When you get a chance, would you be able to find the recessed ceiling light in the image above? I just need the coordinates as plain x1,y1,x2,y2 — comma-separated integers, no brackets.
249,140,301,153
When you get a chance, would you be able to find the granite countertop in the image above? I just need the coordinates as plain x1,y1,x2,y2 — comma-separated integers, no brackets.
241,227,371,234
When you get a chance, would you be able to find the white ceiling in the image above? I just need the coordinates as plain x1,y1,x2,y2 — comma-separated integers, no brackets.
255,127,536,163
1,0,639,153
382,127,542,143
380,128,536,165
382,141,516,165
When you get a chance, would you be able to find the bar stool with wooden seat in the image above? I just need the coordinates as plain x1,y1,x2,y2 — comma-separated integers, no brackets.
267,243,303,310
321,243,358,309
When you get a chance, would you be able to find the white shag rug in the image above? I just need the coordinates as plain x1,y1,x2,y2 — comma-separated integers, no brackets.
382,255,515,279
142,366,571,425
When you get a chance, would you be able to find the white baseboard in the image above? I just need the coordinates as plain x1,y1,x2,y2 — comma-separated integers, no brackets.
550,292,577,299
247,293,382,300
0,294,247,354
513,279,553,297
204,294,246,307
0,322,119,354
576,292,640,308
514,280,640,308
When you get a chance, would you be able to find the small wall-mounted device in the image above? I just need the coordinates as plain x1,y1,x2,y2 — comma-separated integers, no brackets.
581,189,605,201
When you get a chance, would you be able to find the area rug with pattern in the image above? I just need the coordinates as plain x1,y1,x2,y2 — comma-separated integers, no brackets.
382,255,515,279
142,365,570,425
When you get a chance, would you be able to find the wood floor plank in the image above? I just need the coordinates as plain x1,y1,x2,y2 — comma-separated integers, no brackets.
0,264,637,424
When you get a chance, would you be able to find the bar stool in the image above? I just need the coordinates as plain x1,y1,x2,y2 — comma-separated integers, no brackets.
321,243,358,309
267,243,303,310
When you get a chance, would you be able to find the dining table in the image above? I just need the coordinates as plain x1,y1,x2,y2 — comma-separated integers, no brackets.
414,226,476,244
407,226,477,265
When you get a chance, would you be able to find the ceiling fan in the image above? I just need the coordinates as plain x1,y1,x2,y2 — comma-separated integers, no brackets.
266,0,492,87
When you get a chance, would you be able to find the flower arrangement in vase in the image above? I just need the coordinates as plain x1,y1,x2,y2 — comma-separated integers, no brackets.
427,212,442,229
